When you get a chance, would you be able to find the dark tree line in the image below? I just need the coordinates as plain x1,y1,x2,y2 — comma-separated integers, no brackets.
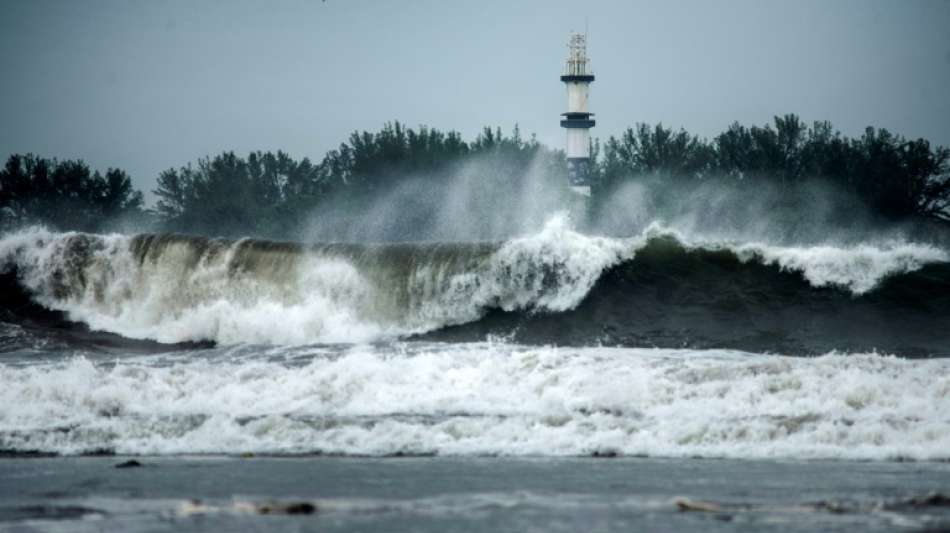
2,116,949,237
154,150,321,237
594,114,950,222
0,154,145,232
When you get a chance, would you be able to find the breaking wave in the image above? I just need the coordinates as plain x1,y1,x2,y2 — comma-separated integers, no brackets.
0,217,948,354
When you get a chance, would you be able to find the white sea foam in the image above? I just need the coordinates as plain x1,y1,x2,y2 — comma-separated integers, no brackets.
642,222,949,295
730,241,948,294
0,343,947,460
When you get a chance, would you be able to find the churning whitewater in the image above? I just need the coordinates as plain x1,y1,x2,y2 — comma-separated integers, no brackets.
1,216,947,350
1,343,948,460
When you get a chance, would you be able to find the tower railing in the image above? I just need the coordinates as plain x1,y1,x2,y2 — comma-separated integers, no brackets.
563,33,592,76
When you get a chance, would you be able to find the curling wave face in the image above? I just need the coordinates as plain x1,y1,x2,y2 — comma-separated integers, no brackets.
0,343,948,459
0,217,948,354
0,217,628,345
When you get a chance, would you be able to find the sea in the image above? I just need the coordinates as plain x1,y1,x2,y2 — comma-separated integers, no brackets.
0,216,948,531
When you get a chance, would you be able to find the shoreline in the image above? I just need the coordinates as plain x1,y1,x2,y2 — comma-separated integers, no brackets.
2,456,949,532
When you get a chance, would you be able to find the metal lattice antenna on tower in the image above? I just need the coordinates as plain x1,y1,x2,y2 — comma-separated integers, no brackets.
564,33,591,76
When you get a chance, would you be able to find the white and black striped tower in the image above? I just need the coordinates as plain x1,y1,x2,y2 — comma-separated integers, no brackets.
561,32,595,196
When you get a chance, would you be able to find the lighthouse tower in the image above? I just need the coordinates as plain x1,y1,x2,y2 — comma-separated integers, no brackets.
561,32,595,196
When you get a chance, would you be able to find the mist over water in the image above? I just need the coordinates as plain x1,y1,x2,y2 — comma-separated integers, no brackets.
284,146,950,266
298,152,582,243
592,175,950,249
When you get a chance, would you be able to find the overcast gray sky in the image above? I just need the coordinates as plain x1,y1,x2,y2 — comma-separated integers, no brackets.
2,0,949,202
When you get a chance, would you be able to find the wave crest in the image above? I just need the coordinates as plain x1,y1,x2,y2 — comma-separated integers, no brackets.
1,220,947,349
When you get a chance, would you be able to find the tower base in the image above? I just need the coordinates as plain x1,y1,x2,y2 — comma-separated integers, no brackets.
567,157,591,187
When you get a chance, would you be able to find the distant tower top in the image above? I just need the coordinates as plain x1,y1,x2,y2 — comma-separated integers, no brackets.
564,33,592,78
560,31,595,196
